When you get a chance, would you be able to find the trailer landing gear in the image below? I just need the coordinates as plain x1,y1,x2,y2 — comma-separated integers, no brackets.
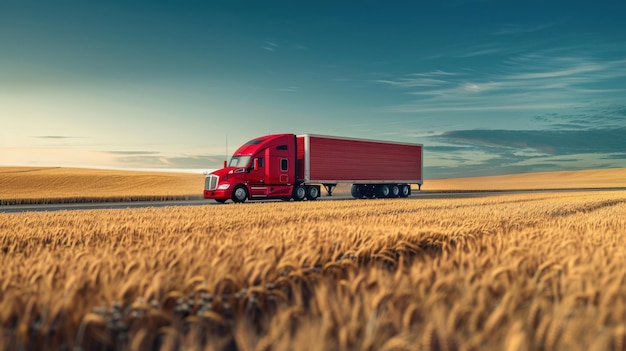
322,183,337,196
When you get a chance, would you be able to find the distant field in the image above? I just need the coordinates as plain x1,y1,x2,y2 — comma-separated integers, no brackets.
0,167,203,204
2,191,626,350
1,167,624,205
423,168,626,191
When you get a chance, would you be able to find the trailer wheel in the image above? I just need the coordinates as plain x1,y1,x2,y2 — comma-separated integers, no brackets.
351,184,364,199
376,184,390,198
215,199,227,204
293,185,306,201
232,185,248,203
390,185,400,197
399,184,410,198
364,185,375,199
306,186,320,200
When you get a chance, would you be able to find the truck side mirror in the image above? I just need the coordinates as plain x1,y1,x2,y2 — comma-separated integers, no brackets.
253,158,259,171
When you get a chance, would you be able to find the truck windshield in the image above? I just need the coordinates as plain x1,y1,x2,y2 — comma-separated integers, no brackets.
228,156,251,167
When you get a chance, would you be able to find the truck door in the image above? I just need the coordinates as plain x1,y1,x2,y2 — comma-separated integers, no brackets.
267,144,292,185
248,154,267,197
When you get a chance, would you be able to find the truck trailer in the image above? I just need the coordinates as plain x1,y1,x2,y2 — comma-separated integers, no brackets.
203,134,423,203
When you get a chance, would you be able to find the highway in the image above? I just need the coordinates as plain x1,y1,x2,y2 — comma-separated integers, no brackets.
2,188,625,213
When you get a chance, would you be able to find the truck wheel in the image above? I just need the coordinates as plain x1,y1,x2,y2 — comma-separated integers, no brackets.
293,185,306,201
351,184,363,199
376,184,390,198
232,185,248,203
399,184,410,198
390,185,400,197
215,199,227,204
306,186,320,200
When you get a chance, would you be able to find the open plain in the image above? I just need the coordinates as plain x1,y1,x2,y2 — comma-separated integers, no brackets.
2,180,626,350
1,168,626,350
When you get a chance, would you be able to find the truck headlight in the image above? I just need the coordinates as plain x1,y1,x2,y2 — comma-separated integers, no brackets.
217,184,231,190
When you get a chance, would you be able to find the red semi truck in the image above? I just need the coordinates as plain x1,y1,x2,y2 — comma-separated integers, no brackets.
203,133,423,203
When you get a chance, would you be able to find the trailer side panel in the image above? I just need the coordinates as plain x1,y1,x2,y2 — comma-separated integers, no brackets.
298,134,422,184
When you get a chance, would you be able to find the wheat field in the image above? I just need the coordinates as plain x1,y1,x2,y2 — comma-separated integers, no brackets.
0,167,203,205
2,191,626,350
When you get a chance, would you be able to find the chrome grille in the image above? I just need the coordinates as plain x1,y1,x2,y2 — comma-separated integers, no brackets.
205,175,218,190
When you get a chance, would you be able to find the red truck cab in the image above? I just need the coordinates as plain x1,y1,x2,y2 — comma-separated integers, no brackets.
204,134,305,203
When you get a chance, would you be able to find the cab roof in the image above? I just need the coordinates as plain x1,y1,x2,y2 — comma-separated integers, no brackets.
232,133,294,156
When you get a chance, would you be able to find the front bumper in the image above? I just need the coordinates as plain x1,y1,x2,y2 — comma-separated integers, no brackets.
203,188,232,200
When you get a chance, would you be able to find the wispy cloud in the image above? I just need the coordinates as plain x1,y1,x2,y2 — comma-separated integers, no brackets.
32,136,77,139
507,63,609,80
436,128,626,156
456,47,506,58
374,54,626,116
389,103,574,114
113,153,228,169
106,150,160,155
263,41,308,52
421,127,626,177
410,59,626,179
276,86,298,92
2,147,230,170
373,70,460,88
410,70,460,77
492,24,553,36
533,106,626,129
263,41,278,51
2,147,116,168
373,78,449,88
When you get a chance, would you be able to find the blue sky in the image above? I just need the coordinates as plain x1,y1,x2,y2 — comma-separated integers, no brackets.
1,0,625,178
